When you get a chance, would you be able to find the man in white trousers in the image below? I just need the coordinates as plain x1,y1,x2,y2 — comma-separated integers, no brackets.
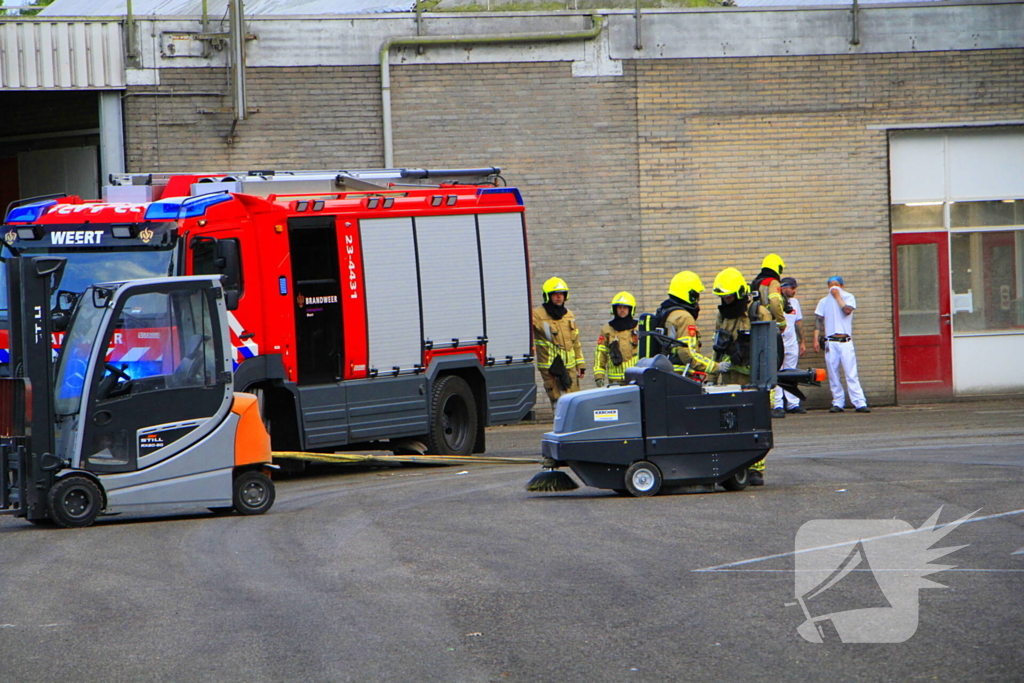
813,276,870,413
772,277,806,417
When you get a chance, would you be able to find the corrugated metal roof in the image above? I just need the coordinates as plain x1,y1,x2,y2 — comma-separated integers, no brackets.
39,0,416,17
0,20,124,89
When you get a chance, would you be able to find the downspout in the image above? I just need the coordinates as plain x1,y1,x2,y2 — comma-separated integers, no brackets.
379,14,604,168
850,0,860,46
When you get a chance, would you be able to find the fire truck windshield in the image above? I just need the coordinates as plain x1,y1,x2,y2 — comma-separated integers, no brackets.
0,248,176,313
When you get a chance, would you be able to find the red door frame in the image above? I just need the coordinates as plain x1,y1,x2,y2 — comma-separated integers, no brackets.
891,231,954,399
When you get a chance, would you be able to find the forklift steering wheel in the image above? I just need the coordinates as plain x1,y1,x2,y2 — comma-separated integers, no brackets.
104,363,131,381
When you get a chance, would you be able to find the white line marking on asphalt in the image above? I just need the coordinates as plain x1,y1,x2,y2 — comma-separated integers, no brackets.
693,507,1024,573
701,569,1024,573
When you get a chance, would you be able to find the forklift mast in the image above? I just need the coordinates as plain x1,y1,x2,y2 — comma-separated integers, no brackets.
1,257,66,521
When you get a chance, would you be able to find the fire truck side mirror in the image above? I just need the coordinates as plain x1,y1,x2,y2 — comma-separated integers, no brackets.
214,240,241,290
224,288,240,311
52,311,70,333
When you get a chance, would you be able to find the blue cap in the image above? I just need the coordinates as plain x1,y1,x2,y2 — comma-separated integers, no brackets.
828,275,844,286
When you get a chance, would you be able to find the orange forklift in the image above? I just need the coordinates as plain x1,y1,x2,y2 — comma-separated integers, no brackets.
0,256,276,527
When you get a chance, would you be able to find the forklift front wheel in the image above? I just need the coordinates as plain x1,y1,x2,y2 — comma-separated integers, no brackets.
48,475,103,528
233,471,276,515
625,461,663,498
720,468,749,492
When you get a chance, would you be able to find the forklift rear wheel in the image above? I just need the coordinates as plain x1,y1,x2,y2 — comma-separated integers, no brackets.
233,471,276,515
625,461,663,497
720,468,749,491
48,475,103,528
426,375,477,456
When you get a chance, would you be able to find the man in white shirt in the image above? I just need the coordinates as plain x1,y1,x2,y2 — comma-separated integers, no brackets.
773,277,806,417
813,276,870,413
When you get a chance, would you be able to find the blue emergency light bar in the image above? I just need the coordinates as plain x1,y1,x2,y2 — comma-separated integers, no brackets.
476,187,523,206
144,192,232,221
5,199,58,223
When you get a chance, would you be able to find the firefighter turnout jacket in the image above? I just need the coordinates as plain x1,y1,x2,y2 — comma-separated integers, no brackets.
714,303,773,386
756,278,788,333
533,305,585,402
664,308,720,377
594,323,639,384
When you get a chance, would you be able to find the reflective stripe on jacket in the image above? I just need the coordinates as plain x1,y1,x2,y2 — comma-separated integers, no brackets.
758,280,788,333
594,323,639,382
532,306,585,371
664,308,717,375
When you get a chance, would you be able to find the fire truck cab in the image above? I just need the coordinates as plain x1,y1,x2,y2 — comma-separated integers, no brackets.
1,168,536,456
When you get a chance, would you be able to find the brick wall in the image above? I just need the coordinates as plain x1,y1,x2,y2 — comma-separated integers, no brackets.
634,49,1024,407
121,48,1024,411
390,61,644,407
124,66,384,171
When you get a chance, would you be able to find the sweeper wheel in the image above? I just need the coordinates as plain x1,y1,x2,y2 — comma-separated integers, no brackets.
720,468,749,492
624,461,662,497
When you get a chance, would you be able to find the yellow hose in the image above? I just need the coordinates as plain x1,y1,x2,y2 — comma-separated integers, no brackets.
272,451,539,466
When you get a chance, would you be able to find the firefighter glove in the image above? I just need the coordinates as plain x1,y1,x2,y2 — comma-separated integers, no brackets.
717,360,732,373
595,378,605,388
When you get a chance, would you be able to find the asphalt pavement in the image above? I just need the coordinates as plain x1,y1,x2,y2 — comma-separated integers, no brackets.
1,397,1022,682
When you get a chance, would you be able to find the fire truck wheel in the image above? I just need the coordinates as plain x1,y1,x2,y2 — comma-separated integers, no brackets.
233,471,276,515
624,461,662,497
48,475,103,528
720,468,749,491
426,375,478,456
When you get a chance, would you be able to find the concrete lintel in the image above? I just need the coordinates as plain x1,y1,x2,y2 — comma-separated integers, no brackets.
126,3,1023,71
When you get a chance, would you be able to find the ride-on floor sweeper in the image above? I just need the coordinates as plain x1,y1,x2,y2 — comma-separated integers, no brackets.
530,321,822,496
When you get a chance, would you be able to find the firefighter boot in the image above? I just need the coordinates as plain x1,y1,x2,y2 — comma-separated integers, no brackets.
749,458,765,486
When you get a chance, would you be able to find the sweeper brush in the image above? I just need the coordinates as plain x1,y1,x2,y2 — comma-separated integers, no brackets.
525,468,579,492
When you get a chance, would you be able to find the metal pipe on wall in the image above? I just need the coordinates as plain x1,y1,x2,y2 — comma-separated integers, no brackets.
230,0,247,122
379,14,605,168
634,0,642,51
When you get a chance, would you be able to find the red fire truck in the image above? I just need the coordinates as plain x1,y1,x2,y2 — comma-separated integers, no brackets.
1,168,536,456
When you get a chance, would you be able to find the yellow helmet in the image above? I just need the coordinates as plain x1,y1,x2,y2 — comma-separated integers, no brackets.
609,291,637,317
761,253,785,275
542,276,570,303
668,271,704,305
713,267,749,298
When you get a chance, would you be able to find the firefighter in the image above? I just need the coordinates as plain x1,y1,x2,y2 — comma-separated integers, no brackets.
750,253,788,334
533,277,586,406
654,271,728,379
712,267,774,486
594,291,640,387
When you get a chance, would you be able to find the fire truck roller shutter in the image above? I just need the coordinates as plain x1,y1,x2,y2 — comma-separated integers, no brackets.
478,213,531,362
415,215,485,350
360,218,424,374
